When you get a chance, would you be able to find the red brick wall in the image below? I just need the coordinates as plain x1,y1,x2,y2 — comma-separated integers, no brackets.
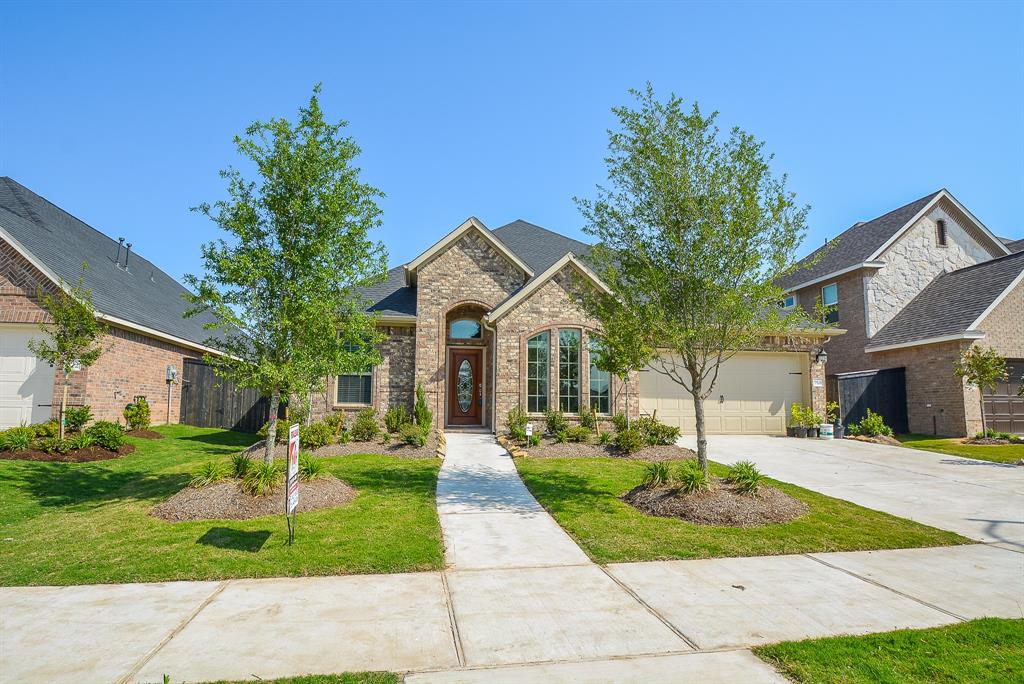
0,237,55,324
793,271,870,376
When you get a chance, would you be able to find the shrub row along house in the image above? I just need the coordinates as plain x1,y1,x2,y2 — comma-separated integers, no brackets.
779,189,1024,437
0,177,220,428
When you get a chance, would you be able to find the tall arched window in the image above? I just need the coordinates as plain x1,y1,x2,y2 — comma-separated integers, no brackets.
588,336,610,415
558,329,581,413
527,331,549,412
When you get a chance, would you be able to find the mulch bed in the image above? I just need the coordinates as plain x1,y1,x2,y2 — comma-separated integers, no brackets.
964,437,1022,446
0,444,135,462
502,435,695,462
127,429,165,439
847,434,902,447
622,477,808,527
151,474,357,522
300,430,443,460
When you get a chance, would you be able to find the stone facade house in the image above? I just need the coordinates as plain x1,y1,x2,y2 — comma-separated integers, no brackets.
778,189,1024,437
0,177,220,428
321,217,838,436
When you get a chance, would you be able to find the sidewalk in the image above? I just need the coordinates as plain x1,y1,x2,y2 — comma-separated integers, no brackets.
1,433,1020,683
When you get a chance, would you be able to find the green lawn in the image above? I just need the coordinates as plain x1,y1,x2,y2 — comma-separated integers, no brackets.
196,674,398,684
0,425,443,586
754,618,1024,684
897,434,1024,465
514,457,968,563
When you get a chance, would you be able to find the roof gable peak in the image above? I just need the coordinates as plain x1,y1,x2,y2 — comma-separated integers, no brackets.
403,216,533,286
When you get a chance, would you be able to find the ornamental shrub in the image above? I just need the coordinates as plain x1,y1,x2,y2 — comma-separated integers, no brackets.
565,425,591,443
123,399,151,431
84,421,125,450
400,423,427,447
528,433,541,447
728,460,763,495
257,420,290,443
67,432,94,451
544,409,568,435
64,405,93,433
578,405,597,430
350,408,380,441
676,459,710,494
384,404,411,433
414,383,433,431
611,412,629,433
33,421,59,439
300,421,333,450
507,406,529,441
634,415,679,446
614,427,645,455
38,436,72,455
850,409,893,437
324,411,346,437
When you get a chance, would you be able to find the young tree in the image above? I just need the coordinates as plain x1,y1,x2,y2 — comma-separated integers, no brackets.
954,345,1008,435
28,268,106,439
576,85,814,475
585,297,653,428
186,85,387,464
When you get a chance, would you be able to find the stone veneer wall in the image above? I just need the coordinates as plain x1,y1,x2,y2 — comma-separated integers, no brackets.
865,204,995,337
414,231,526,428
493,266,640,434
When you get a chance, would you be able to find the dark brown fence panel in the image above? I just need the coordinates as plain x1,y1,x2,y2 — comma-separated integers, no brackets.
180,359,269,432
984,359,1024,436
834,367,909,434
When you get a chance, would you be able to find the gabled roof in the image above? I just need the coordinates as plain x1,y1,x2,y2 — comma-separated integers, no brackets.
403,217,533,286
485,252,610,323
1004,237,1024,253
0,177,221,351
865,250,1024,352
778,190,1010,291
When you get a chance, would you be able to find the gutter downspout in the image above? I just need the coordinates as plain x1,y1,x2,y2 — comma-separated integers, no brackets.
482,316,498,434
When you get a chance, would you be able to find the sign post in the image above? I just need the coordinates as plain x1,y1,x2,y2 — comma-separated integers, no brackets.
525,422,533,450
285,423,300,545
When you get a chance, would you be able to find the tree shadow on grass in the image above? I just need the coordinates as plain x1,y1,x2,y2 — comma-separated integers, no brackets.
10,461,190,508
197,526,271,552
515,467,616,514
178,430,260,449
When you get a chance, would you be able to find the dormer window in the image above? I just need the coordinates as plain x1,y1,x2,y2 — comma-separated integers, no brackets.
936,219,948,247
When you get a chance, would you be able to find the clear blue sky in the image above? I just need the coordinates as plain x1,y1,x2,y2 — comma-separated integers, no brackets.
3,1,1022,283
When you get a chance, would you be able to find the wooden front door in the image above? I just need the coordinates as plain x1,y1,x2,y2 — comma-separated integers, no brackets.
448,348,482,426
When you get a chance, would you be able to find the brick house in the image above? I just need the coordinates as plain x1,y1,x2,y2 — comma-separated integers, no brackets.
0,177,220,428
316,217,838,435
778,189,1024,437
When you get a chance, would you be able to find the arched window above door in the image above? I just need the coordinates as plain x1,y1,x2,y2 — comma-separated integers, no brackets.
449,318,482,340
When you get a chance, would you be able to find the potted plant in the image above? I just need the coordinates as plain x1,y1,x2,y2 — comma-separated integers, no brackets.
826,401,845,439
790,404,808,438
805,409,823,438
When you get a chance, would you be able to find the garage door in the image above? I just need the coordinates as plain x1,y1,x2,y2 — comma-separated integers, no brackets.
0,325,56,428
640,352,805,435
984,359,1023,436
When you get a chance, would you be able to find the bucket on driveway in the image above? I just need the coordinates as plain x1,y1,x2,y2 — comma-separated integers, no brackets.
818,423,834,440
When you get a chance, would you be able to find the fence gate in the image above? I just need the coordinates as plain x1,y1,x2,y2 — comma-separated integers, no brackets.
984,359,1024,436
180,359,269,432
832,367,909,434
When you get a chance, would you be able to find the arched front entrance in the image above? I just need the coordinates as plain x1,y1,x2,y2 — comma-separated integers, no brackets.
445,303,491,428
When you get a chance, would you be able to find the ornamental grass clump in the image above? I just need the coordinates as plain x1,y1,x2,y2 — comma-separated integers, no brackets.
299,453,326,481
0,427,35,452
231,452,252,479
241,460,283,496
676,459,710,494
641,461,671,489
728,460,764,495
189,460,229,488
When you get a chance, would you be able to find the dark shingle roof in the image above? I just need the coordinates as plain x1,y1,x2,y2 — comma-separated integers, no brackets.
357,219,592,317
1004,237,1024,253
0,177,220,347
865,250,1024,350
778,191,942,290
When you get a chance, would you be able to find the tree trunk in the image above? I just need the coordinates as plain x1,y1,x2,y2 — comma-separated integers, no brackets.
622,373,631,428
59,383,69,440
305,390,314,426
979,393,987,436
265,388,280,465
688,364,708,475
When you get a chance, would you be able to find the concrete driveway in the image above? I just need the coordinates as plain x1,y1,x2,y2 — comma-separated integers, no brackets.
680,434,1024,549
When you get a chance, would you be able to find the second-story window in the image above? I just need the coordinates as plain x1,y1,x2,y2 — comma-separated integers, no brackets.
821,283,839,324
782,294,797,309
936,219,948,247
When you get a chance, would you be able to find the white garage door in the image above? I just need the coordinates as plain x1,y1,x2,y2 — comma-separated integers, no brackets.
0,325,56,428
640,352,805,435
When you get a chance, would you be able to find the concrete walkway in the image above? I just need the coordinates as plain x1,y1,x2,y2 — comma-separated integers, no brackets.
680,434,1024,549
2,433,1022,683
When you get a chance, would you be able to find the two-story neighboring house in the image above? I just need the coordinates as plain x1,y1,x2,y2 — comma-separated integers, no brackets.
779,190,1024,437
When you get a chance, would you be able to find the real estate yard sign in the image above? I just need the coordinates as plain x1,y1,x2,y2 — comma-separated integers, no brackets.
286,423,300,544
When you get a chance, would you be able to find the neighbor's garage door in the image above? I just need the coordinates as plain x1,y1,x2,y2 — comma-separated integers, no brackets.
0,325,56,428
640,351,805,435
984,359,1023,436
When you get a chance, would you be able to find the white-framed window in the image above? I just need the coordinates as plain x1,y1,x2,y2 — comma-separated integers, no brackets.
782,294,797,309
558,328,581,413
336,342,373,405
821,283,839,324
526,331,549,413
588,336,611,415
